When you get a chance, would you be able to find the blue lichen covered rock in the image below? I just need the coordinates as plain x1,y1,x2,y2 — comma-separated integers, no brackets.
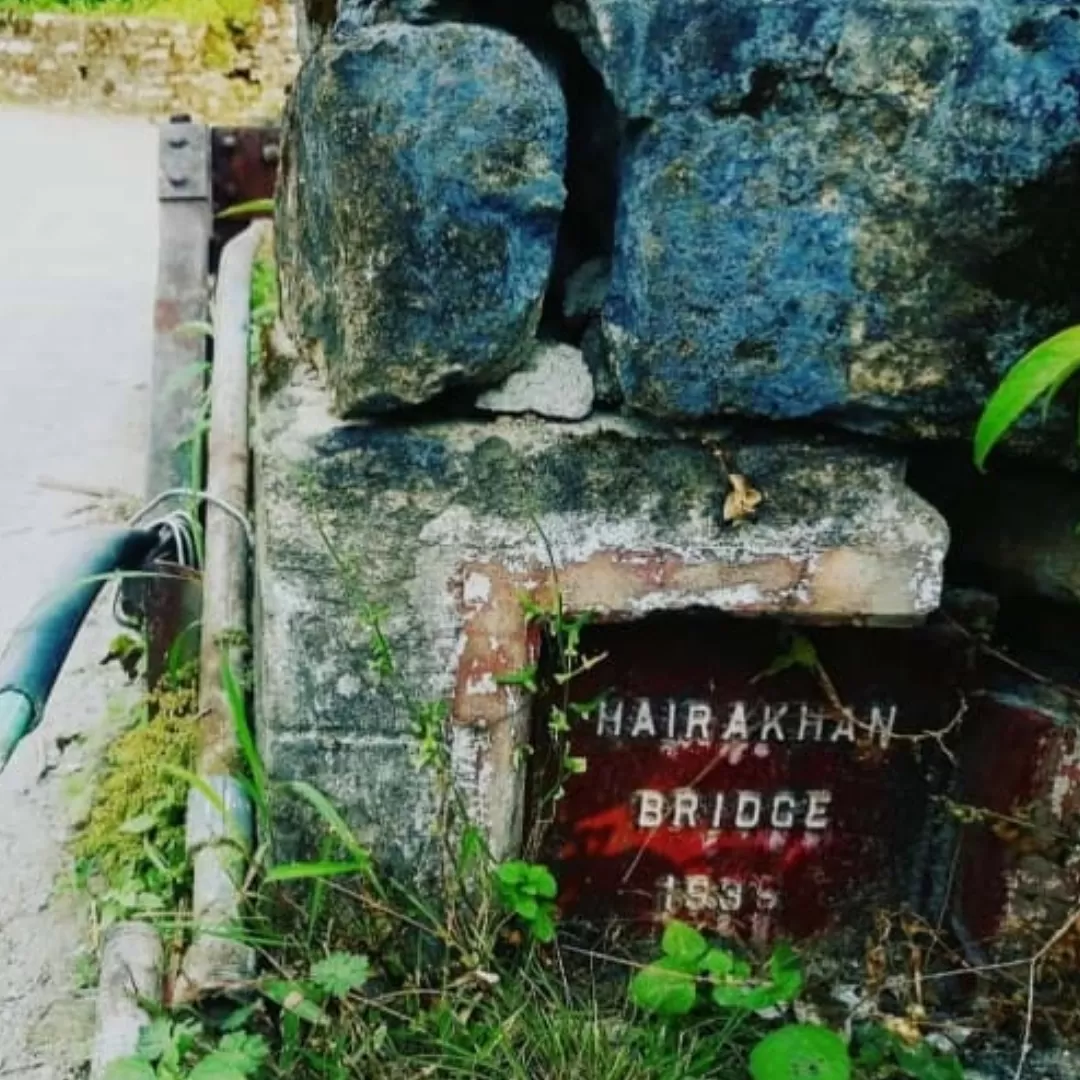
562,0,1080,435
277,22,567,416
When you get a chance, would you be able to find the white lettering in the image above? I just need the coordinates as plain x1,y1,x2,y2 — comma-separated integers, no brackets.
673,789,700,828
723,701,750,741
756,882,780,912
598,699,623,737
770,791,797,829
685,874,711,913
685,701,713,740
637,790,665,828
631,699,656,738
831,712,856,743
798,705,824,741
658,874,677,915
735,791,762,829
718,879,743,912
711,793,725,828
806,790,832,830
761,704,787,741
870,705,897,749
666,700,677,739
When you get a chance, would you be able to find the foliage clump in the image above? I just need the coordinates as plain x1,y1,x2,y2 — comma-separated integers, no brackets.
74,678,198,924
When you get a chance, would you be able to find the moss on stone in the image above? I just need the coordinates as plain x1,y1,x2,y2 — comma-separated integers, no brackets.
73,680,198,902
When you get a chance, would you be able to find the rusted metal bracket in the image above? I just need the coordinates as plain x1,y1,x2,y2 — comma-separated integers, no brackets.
210,127,280,271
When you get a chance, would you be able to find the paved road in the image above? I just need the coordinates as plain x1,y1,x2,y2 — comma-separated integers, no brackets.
0,107,158,1078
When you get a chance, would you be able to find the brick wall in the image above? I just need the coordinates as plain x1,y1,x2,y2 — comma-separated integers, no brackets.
0,3,298,122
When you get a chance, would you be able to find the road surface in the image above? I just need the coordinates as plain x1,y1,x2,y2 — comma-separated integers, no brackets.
0,106,157,1079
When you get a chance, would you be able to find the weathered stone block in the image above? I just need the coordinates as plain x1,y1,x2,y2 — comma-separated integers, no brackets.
255,368,947,873
568,0,1080,438
277,22,567,416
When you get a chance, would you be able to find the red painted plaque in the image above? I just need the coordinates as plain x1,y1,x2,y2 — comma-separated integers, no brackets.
534,614,968,941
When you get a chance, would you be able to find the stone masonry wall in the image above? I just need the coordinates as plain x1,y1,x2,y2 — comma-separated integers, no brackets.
265,0,1080,956
0,3,298,122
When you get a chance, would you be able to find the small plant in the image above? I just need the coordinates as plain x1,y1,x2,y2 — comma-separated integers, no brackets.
105,1018,269,1080
73,677,198,927
855,1025,965,1080
631,921,803,1017
975,325,1080,467
493,859,558,943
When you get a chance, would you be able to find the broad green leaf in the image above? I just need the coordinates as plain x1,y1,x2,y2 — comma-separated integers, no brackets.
311,952,371,998
526,864,558,899
700,947,736,978
103,1061,156,1080
216,198,275,220
661,920,709,965
496,860,530,887
630,957,698,1016
514,895,540,920
750,1025,852,1080
974,325,1080,469
530,906,556,943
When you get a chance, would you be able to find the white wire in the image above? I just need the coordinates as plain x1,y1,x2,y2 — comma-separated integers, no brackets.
128,488,255,549
112,504,207,629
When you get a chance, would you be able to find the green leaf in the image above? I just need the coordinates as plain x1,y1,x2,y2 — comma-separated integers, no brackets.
310,952,371,998
188,1033,270,1080
263,979,326,1024
494,666,538,693
525,864,558,899
220,1001,262,1033
769,942,805,1002
661,920,709,965
222,659,268,821
278,780,370,866
216,198,275,220
700,947,736,978
103,1061,156,1080
630,957,698,1016
265,859,370,883
750,1025,851,1080
712,983,783,1011
513,895,540,921
530,905,556,943
135,1017,176,1062
495,860,530,887
974,325,1080,469
894,1042,966,1080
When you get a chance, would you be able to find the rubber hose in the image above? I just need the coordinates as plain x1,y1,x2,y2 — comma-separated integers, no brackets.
0,528,160,769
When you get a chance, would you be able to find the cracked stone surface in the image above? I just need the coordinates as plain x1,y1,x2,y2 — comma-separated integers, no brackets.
0,106,156,1079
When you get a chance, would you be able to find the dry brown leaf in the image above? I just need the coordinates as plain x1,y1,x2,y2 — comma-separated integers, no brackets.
723,473,764,524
